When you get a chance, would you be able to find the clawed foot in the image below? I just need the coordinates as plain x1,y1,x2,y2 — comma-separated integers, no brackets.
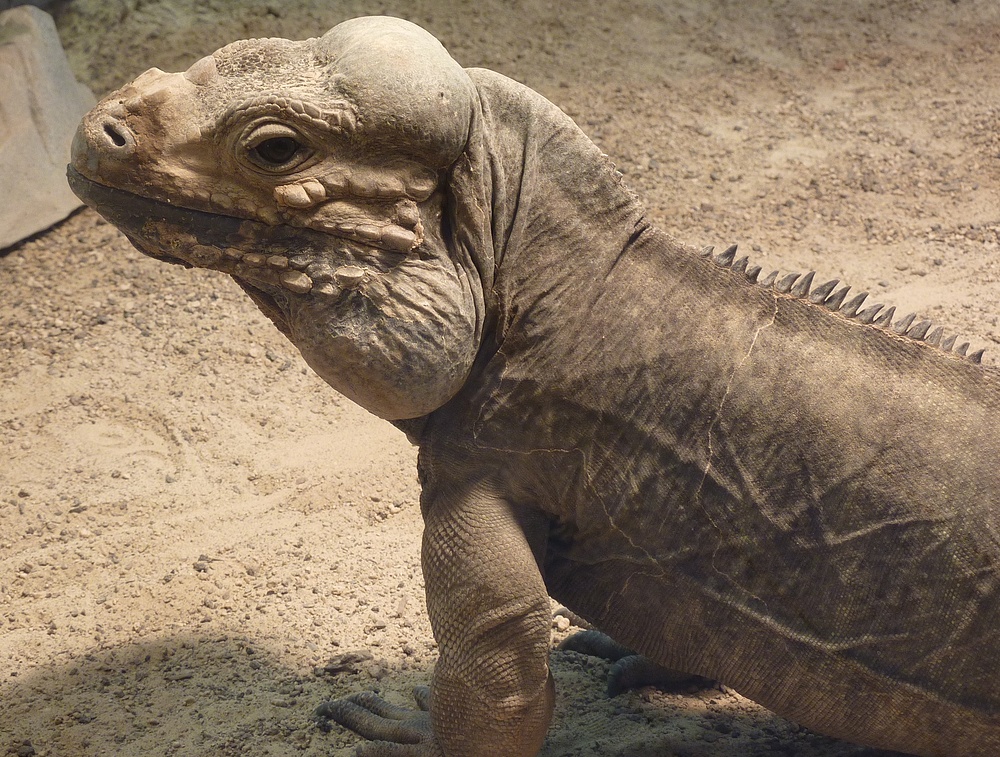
315,686,443,756
559,630,716,697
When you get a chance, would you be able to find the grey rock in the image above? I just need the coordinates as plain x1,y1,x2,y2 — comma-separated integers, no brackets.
0,5,94,249
1,2,58,12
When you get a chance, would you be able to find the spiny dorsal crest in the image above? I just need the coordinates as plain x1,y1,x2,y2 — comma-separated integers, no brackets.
699,244,985,365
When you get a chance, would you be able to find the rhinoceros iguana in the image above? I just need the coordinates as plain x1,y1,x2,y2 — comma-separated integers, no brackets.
67,15,1000,757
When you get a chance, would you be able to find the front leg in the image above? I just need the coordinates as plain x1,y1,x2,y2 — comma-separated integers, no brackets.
423,481,555,756
324,476,555,757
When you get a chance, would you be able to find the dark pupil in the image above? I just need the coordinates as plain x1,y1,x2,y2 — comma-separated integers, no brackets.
255,137,299,165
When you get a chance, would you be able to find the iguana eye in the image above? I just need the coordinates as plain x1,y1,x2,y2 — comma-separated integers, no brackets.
254,137,300,165
241,122,312,172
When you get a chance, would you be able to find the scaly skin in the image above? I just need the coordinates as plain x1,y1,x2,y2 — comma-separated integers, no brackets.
69,16,1000,757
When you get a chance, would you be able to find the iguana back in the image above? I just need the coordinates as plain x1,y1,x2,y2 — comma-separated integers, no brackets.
445,212,1000,755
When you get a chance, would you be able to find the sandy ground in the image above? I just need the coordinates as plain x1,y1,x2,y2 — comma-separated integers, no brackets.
3,0,1000,755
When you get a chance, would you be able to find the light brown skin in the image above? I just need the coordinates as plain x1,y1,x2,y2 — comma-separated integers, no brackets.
69,16,1000,757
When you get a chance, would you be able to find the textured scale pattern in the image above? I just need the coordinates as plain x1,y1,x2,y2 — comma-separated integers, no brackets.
214,93,358,139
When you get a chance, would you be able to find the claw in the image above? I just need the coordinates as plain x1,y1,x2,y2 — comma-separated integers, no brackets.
412,685,432,711
356,742,433,757
607,655,715,698
316,689,434,750
559,629,716,697
558,629,632,660
351,691,426,724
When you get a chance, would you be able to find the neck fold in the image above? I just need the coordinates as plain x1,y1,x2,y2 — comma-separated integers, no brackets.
447,69,650,343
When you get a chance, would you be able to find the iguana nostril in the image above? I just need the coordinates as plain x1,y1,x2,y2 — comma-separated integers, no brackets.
98,117,135,155
104,123,126,147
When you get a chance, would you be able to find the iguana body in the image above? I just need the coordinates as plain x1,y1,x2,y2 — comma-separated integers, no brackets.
68,17,1000,757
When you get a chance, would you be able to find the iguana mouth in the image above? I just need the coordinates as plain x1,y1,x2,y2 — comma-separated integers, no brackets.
67,166,409,298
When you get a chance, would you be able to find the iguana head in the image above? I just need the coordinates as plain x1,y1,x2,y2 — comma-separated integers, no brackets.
68,17,486,420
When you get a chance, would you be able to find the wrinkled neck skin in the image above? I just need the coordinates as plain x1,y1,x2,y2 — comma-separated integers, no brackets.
260,189,484,423
251,69,651,429
70,170,485,423
448,68,650,377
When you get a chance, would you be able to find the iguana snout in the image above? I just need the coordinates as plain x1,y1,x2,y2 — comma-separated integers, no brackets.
68,17,489,421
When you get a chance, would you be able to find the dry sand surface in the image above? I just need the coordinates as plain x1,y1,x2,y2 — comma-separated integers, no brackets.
3,0,1000,755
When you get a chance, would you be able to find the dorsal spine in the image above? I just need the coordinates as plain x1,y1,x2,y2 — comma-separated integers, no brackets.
700,244,986,364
